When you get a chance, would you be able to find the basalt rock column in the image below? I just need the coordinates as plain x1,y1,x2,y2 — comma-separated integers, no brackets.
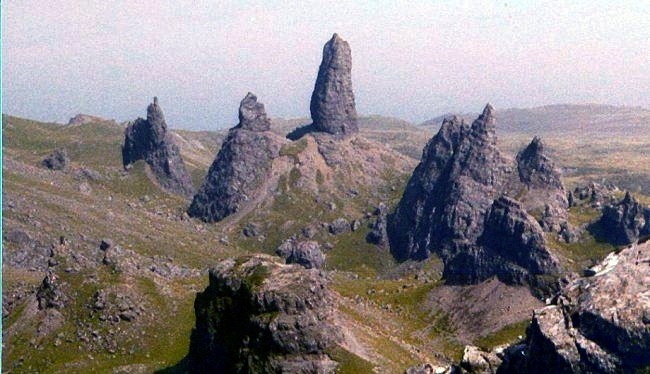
188,93,281,222
309,33,358,136
122,97,195,198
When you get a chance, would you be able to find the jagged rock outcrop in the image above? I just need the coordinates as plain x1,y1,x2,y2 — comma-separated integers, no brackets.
598,191,649,245
122,97,195,198
36,271,66,310
42,148,70,170
388,105,566,290
499,242,650,373
470,197,560,285
67,114,109,125
188,93,282,222
276,239,325,269
188,255,342,373
309,33,358,136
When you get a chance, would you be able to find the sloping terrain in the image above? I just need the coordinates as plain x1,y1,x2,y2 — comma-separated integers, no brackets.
2,105,649,372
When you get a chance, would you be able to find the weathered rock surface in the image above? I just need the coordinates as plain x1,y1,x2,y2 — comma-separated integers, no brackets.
188,93,282,222
329,218,350,235
36,271,66,310
67,113,110,126
189,254,342,373
460,345,501,373
309,33,358,136
42,148,70,170
388,106,569,290
599,191,649,245
499,243,650,373
276,239,325,269
122,97,195,198
366,203,388,245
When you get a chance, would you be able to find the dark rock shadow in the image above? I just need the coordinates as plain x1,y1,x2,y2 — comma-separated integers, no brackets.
286,123,316,141
154,354,191,374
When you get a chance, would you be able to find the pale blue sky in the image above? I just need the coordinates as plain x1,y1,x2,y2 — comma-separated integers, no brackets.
3,1,649,129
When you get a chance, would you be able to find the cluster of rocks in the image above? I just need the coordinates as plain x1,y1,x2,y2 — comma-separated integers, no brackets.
276,238,325,269
188,93,283,222
388,105,568,290
495,242,650,373
42,148,70,171
189,255,342,372
598,191,650,245
122,97,195,198
366,202,389,245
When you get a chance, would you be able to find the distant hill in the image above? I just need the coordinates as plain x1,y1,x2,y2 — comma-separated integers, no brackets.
421,104,650,138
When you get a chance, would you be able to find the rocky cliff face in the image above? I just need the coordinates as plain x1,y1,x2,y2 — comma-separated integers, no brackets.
189,254,342,373
188,93,283,222
499,242,650,373
599,191,649,245
309,33,358,137
388,105,567,289
122,97,195,198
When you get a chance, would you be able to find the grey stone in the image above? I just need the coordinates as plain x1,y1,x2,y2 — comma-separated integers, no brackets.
188,93,282,222
42,148,69,170
122,97,195,198
189,255,342,372
310,33,358,136
329,218,350,235
276,239,325,269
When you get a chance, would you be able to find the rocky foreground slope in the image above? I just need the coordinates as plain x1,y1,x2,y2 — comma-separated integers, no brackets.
485,242,650,373
189,255,343,373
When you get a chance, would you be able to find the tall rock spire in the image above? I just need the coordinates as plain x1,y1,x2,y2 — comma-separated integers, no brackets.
309,33,358,136
122,97,195,198
188,93,282,222
236,92,271,132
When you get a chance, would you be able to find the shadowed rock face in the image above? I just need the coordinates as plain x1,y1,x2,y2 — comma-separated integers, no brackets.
499,242,650,373
516,136,563,190
189,255,342,373
42,148,70,171
388,105,565,290
599,192,649,245
122,97,195,198
388,105,511,261
309,33,358,136
188,93,281,222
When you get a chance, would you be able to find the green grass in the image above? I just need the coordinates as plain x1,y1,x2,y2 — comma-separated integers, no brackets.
329,346,375,374
475,319,529,351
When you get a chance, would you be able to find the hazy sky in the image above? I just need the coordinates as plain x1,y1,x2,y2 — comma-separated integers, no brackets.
3,1,649,130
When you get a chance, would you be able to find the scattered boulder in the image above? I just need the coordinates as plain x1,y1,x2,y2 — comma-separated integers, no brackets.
598,191,649,245
276,239,325,269
188,93,282,222
499,242,650,373
242,222,262,238
367,203,388,245
460,345,501,373
309,33,358,137
188,255,342,372
329,218,350,235
99,239,113,251
122,97,195,198
42,148,70,170
36,271,66,310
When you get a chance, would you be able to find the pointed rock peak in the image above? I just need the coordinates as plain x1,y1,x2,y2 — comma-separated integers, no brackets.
147,96,166,128
470,103,497,139
310,33,358,136
524,136,545,155
622,191,633,204
237,92,270,132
